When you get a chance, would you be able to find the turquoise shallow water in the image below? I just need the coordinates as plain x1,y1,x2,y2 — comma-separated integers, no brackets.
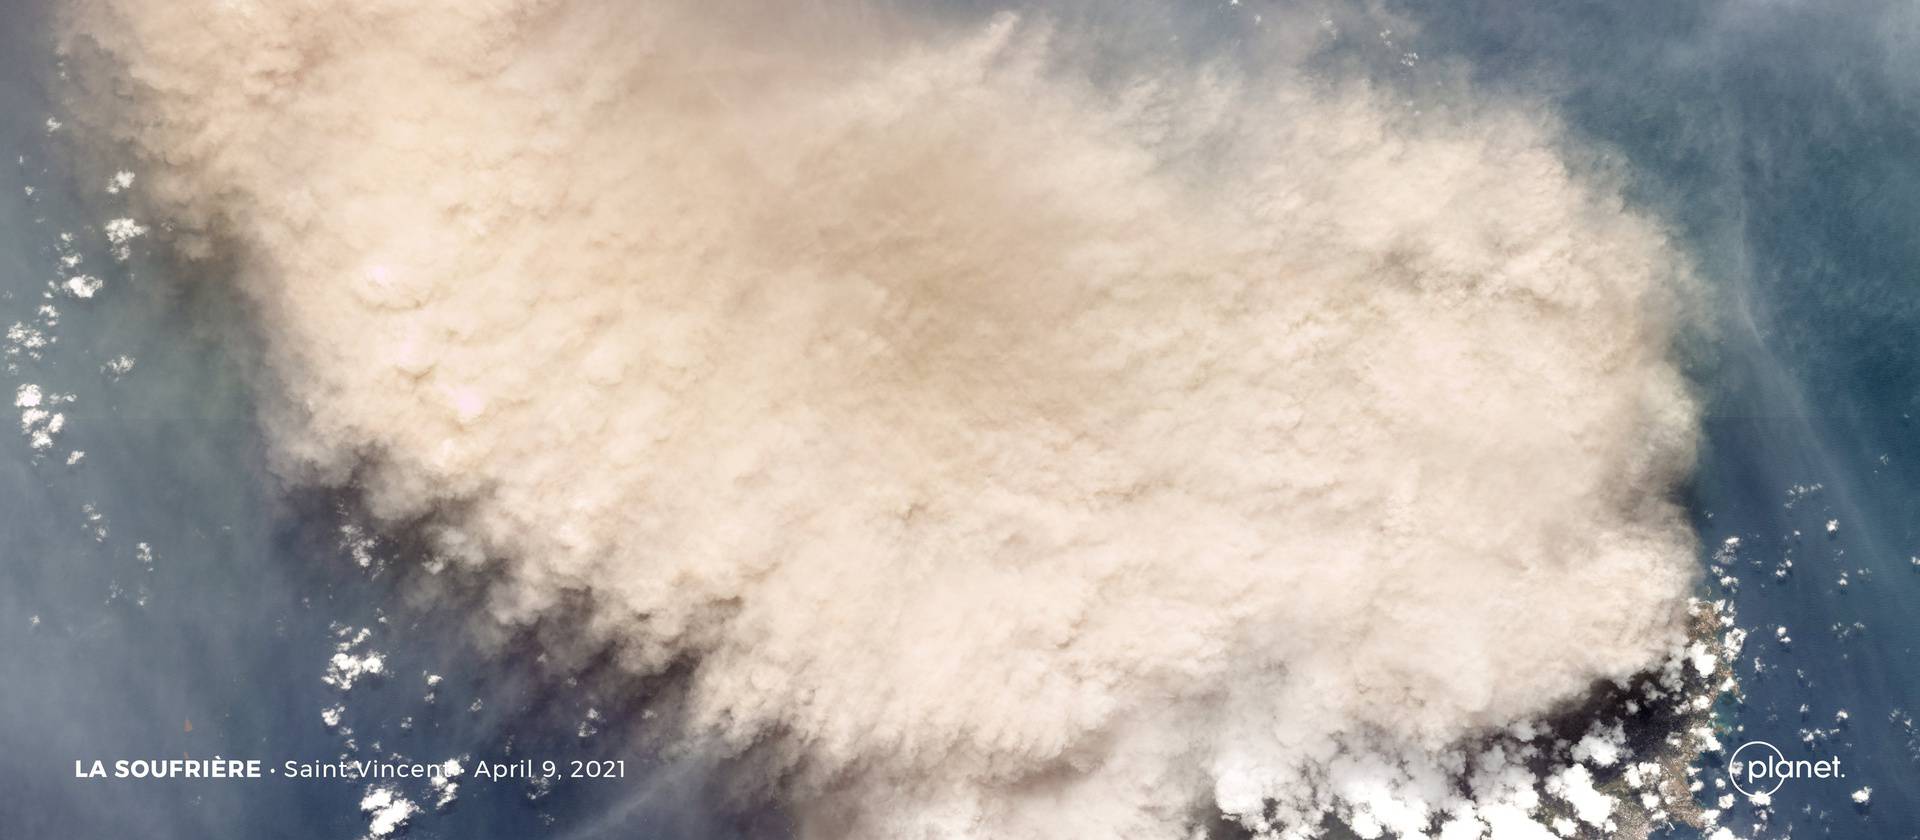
2,0,1917,838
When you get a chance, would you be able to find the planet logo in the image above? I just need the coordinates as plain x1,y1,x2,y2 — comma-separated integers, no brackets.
1729,740,1846,798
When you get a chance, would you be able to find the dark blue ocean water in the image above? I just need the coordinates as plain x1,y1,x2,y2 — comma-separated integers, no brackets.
1,1,1915,838
0,4,772,839
1397,1,1920,835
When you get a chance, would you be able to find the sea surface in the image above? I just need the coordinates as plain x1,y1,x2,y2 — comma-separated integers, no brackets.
1404,1,1920,835
1,1,1916,838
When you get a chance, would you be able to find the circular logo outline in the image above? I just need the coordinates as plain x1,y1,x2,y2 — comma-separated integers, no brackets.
1729,740,1788,797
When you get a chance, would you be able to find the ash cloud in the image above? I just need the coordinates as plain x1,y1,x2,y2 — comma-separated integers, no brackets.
56,1,1701,836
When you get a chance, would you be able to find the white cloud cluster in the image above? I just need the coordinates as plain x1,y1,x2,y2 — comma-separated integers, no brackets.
358,785,416,839
58,1,1701,836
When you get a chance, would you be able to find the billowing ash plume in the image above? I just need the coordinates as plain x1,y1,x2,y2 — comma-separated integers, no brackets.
57,1,1700,835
